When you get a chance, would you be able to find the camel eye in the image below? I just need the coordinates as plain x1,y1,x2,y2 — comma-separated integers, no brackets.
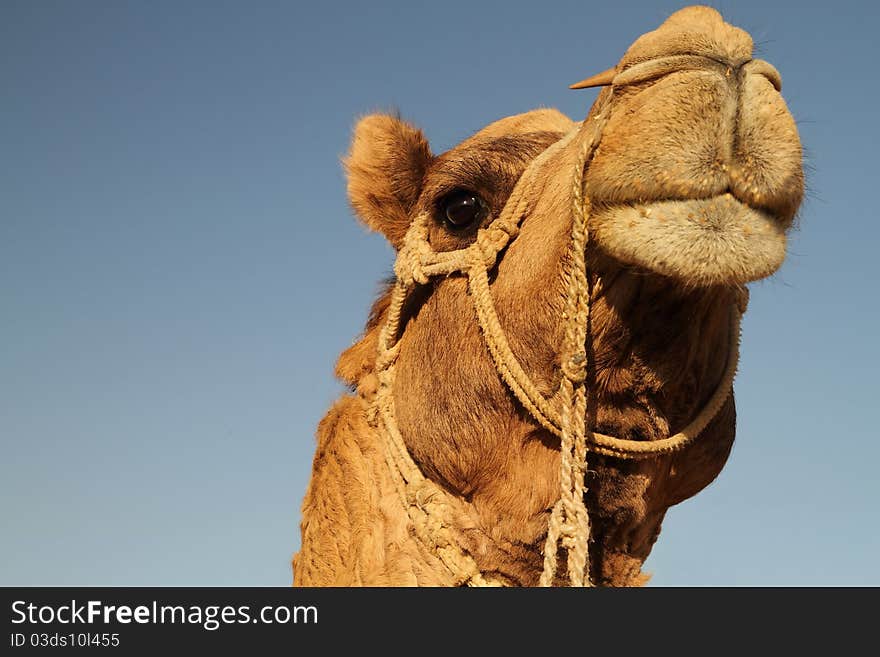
441,190,485,229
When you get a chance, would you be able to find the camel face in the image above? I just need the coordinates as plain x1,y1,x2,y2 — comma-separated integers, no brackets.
300,6,803,586
584,5,804,286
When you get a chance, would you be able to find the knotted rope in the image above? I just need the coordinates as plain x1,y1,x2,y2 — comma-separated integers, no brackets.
365,98,743,587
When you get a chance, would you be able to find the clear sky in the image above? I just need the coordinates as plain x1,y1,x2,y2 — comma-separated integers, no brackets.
2,0,877,586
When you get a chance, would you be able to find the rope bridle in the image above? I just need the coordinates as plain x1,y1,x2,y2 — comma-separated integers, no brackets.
364,89,744,587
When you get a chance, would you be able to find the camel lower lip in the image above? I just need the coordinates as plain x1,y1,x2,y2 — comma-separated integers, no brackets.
590,194,787,286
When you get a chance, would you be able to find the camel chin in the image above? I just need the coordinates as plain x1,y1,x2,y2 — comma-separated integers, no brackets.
591,194,787,286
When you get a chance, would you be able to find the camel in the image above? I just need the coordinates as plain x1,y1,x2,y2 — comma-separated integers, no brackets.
292,5,803,586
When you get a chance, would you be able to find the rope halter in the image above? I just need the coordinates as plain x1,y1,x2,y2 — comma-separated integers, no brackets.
365,91,743,587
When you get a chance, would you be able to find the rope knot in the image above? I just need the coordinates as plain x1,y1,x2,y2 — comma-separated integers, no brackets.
493,219,520,241
395,240,431,286
473,231,502,268
561,352,587,384
561,532,578,550
407,482,437,512
375,342,401,373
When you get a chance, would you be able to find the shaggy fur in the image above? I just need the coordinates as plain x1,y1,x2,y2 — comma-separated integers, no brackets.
293,6,803,586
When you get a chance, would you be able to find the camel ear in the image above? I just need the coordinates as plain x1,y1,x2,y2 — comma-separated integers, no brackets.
343,114,433,248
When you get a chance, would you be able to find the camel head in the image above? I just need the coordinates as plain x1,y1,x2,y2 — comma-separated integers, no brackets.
332,5,803,586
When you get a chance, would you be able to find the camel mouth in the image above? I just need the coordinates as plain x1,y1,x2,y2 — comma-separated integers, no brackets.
590,193,787,286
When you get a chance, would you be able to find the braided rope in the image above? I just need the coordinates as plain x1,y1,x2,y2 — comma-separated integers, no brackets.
366,96,742,586
371,281,505,586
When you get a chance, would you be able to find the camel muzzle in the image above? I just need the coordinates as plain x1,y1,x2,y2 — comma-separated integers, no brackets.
570,6,804,286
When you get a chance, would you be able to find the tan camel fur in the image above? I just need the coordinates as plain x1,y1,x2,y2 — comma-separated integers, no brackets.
293,5,803,586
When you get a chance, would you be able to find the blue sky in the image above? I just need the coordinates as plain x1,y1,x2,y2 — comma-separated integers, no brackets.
2,0,877,586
